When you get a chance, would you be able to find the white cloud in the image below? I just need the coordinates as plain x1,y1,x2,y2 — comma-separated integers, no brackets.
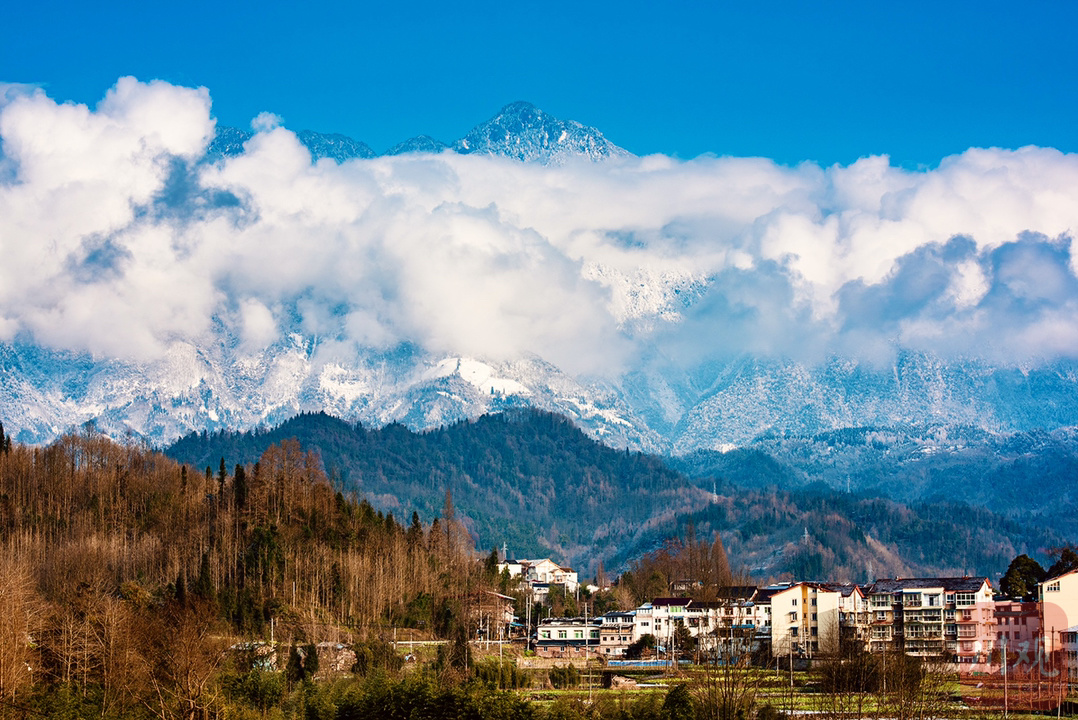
2,78,1078,376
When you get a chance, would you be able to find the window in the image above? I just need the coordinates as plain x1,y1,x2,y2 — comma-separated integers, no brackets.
557,631,566,639
811,598,817,606
792,599,798,606
1047,581,1061,592
574,631,583,639
812,613,817,621
955,593,976,606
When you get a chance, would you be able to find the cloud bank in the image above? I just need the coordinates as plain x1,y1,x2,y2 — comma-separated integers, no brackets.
2,77,1078,378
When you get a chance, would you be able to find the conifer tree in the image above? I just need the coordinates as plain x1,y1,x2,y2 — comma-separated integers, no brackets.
285,645,304,687
234,464,248,510
304,643,319,678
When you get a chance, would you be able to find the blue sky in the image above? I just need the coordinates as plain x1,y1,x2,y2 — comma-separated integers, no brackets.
4,0,1076,166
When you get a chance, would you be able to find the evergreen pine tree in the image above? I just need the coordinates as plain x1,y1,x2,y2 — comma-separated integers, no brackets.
407,511,423,548
286,644,305,687
175,572,187,605
304,643,319,678
234,464,248,510
194,552,215,601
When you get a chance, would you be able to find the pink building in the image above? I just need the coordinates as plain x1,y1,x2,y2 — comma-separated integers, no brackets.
994,600,1041,669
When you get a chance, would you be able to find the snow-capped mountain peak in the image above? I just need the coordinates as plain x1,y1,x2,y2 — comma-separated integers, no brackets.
453,101,630,164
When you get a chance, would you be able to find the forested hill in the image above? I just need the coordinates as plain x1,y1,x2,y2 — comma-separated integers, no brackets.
164,409,1067,580
166,409,705,573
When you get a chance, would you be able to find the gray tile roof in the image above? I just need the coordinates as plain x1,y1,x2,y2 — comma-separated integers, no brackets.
867,577,990,594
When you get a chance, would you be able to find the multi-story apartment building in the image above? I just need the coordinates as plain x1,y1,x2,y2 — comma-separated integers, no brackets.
769,582,841,658
866,577,995,662
820,582,870,647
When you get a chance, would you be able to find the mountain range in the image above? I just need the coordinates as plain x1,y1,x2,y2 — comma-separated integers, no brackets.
163,409,1072,579
207,101,627,165
4,98,1078,547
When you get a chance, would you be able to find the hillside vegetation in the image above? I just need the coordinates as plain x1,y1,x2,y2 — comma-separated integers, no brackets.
165,409,1069,579
0,427,491,715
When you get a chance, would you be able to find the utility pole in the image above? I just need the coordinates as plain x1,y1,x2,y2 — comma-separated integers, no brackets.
1003,634,1008,720
585,601,592,703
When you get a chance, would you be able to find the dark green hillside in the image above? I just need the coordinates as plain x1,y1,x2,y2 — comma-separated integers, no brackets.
167,409,709,573
670,425,1078,541
167,410,1068,580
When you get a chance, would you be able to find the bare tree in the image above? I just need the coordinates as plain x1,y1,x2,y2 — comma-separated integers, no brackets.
0,552,39,704
694,637,762,720
138,600,227,720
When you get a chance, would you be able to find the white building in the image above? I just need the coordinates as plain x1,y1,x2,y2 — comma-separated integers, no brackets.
770,582,841,658
496,557,579,597
1041,569,1078,654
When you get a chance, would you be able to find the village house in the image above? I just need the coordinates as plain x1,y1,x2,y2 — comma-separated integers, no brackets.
629,589,764,658
1040,568,1078,654
697,586,762,656
750,585,783,652
496,557,580,598
535,617,600,658
633,598,690,645
597,611,636,657
472,590,516,640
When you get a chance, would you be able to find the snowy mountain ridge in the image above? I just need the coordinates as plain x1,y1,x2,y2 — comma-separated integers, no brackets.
207,101,628,165
6,332,1078,462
